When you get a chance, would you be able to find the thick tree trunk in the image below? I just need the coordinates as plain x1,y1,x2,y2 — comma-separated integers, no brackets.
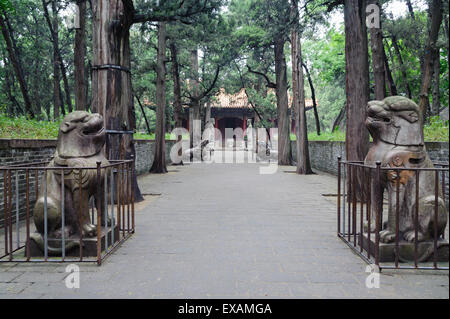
31,13,41,116
32,54,41,116
291,19,299,161
85,60,91,110
302,62,321,135
150,22,168,173
135,95,151,134
205,99,211,124
418,0,443,124
298,57,312,173
431,48,440,115
344,0,370,201
75,0,87,111
92,0,143,201
51,0,72,114
254,77,263,154
369,0,386,100
332,103,346,133
406,0,415,20
59,54,72,114
274,37,292,166
59,82,66,116
383,40,398,96
0,11,34,118
170,42,182,129
405,0,430,114
50,3,71,114
170,41,183,164
290,3,312,173
1,55,21,115
445,14,449,82
42,0,61,119
391,34,412,98
43,0,73,116
52,18,61,119
189,49,201,153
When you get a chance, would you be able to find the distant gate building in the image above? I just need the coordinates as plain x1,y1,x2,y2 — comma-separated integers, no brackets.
181,88,316,139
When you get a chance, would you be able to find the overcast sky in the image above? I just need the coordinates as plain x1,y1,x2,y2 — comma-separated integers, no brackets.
329,0,428,27
61,0,430,41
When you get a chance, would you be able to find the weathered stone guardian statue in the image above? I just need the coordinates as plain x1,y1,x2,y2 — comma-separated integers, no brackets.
31,111,110,254
364,96,447,252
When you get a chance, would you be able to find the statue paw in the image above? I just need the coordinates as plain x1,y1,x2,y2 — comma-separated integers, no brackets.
82,223,97,237
363,221,377,233
101,216,112,227
53,227,71,239
404,230,425,243
379,229,396,243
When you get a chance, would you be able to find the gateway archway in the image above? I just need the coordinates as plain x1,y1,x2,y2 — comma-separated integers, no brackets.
216,117,244,144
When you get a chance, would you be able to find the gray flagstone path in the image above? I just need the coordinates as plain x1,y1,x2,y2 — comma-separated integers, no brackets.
0,162,448,298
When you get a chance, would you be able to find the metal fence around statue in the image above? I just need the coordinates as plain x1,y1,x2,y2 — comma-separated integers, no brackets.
0,159,135,265
337,158,448,270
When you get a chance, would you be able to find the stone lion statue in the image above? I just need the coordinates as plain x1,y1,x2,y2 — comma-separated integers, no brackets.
31,111,110,254
364,96,447,245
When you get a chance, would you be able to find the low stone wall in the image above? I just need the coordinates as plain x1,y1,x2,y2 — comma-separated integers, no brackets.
292,140,449,205
0,139,176,227
425,142,450,164
0,139,56,228
291,141,449,176
1,138,447,227
134,139,177,175
0,139,57,166
290,141,345,176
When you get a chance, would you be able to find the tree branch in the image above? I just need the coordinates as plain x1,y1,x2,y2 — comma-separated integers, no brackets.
247,65,276,88
186,64,220,104
321,0,344,13
132,0,209,24
197,65,220,101
234,62,271,142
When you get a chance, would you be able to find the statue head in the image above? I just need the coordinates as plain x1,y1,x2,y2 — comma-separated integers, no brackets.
57,111,106,158
365,96,423,146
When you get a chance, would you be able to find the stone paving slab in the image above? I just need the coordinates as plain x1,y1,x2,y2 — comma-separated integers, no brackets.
0,161,448,298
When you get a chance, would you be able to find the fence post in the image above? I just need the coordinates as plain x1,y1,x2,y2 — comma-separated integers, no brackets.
414,170,419,268
78,170,83,261
3,170,8,256
131,156,135,233
375,161,381,267
61,168,65,262
434,170,439,268
26,169,30,261
337,157,341,235
96,161,102,266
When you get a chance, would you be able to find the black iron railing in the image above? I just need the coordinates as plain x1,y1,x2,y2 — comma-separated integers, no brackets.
337,157,449,270
0,159,135,265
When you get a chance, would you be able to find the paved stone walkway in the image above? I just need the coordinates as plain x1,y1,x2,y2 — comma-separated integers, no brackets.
0,161,448,298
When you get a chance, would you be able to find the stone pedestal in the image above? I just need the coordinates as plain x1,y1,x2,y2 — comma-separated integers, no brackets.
359,233,449,263
26,226,120,258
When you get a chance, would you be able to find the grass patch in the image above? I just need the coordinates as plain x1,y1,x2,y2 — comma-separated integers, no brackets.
291,123,448,142
134,132,189,140
1,114,447,142
423,116,449,142
424,126,449,142
290,131,352,142
133,132,157,140
308,131,346,142
0,114,59,139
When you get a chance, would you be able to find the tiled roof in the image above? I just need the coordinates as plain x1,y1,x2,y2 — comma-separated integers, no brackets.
143,99,155,107
211,88,248,108
145,89,317,109
210,88,317,109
